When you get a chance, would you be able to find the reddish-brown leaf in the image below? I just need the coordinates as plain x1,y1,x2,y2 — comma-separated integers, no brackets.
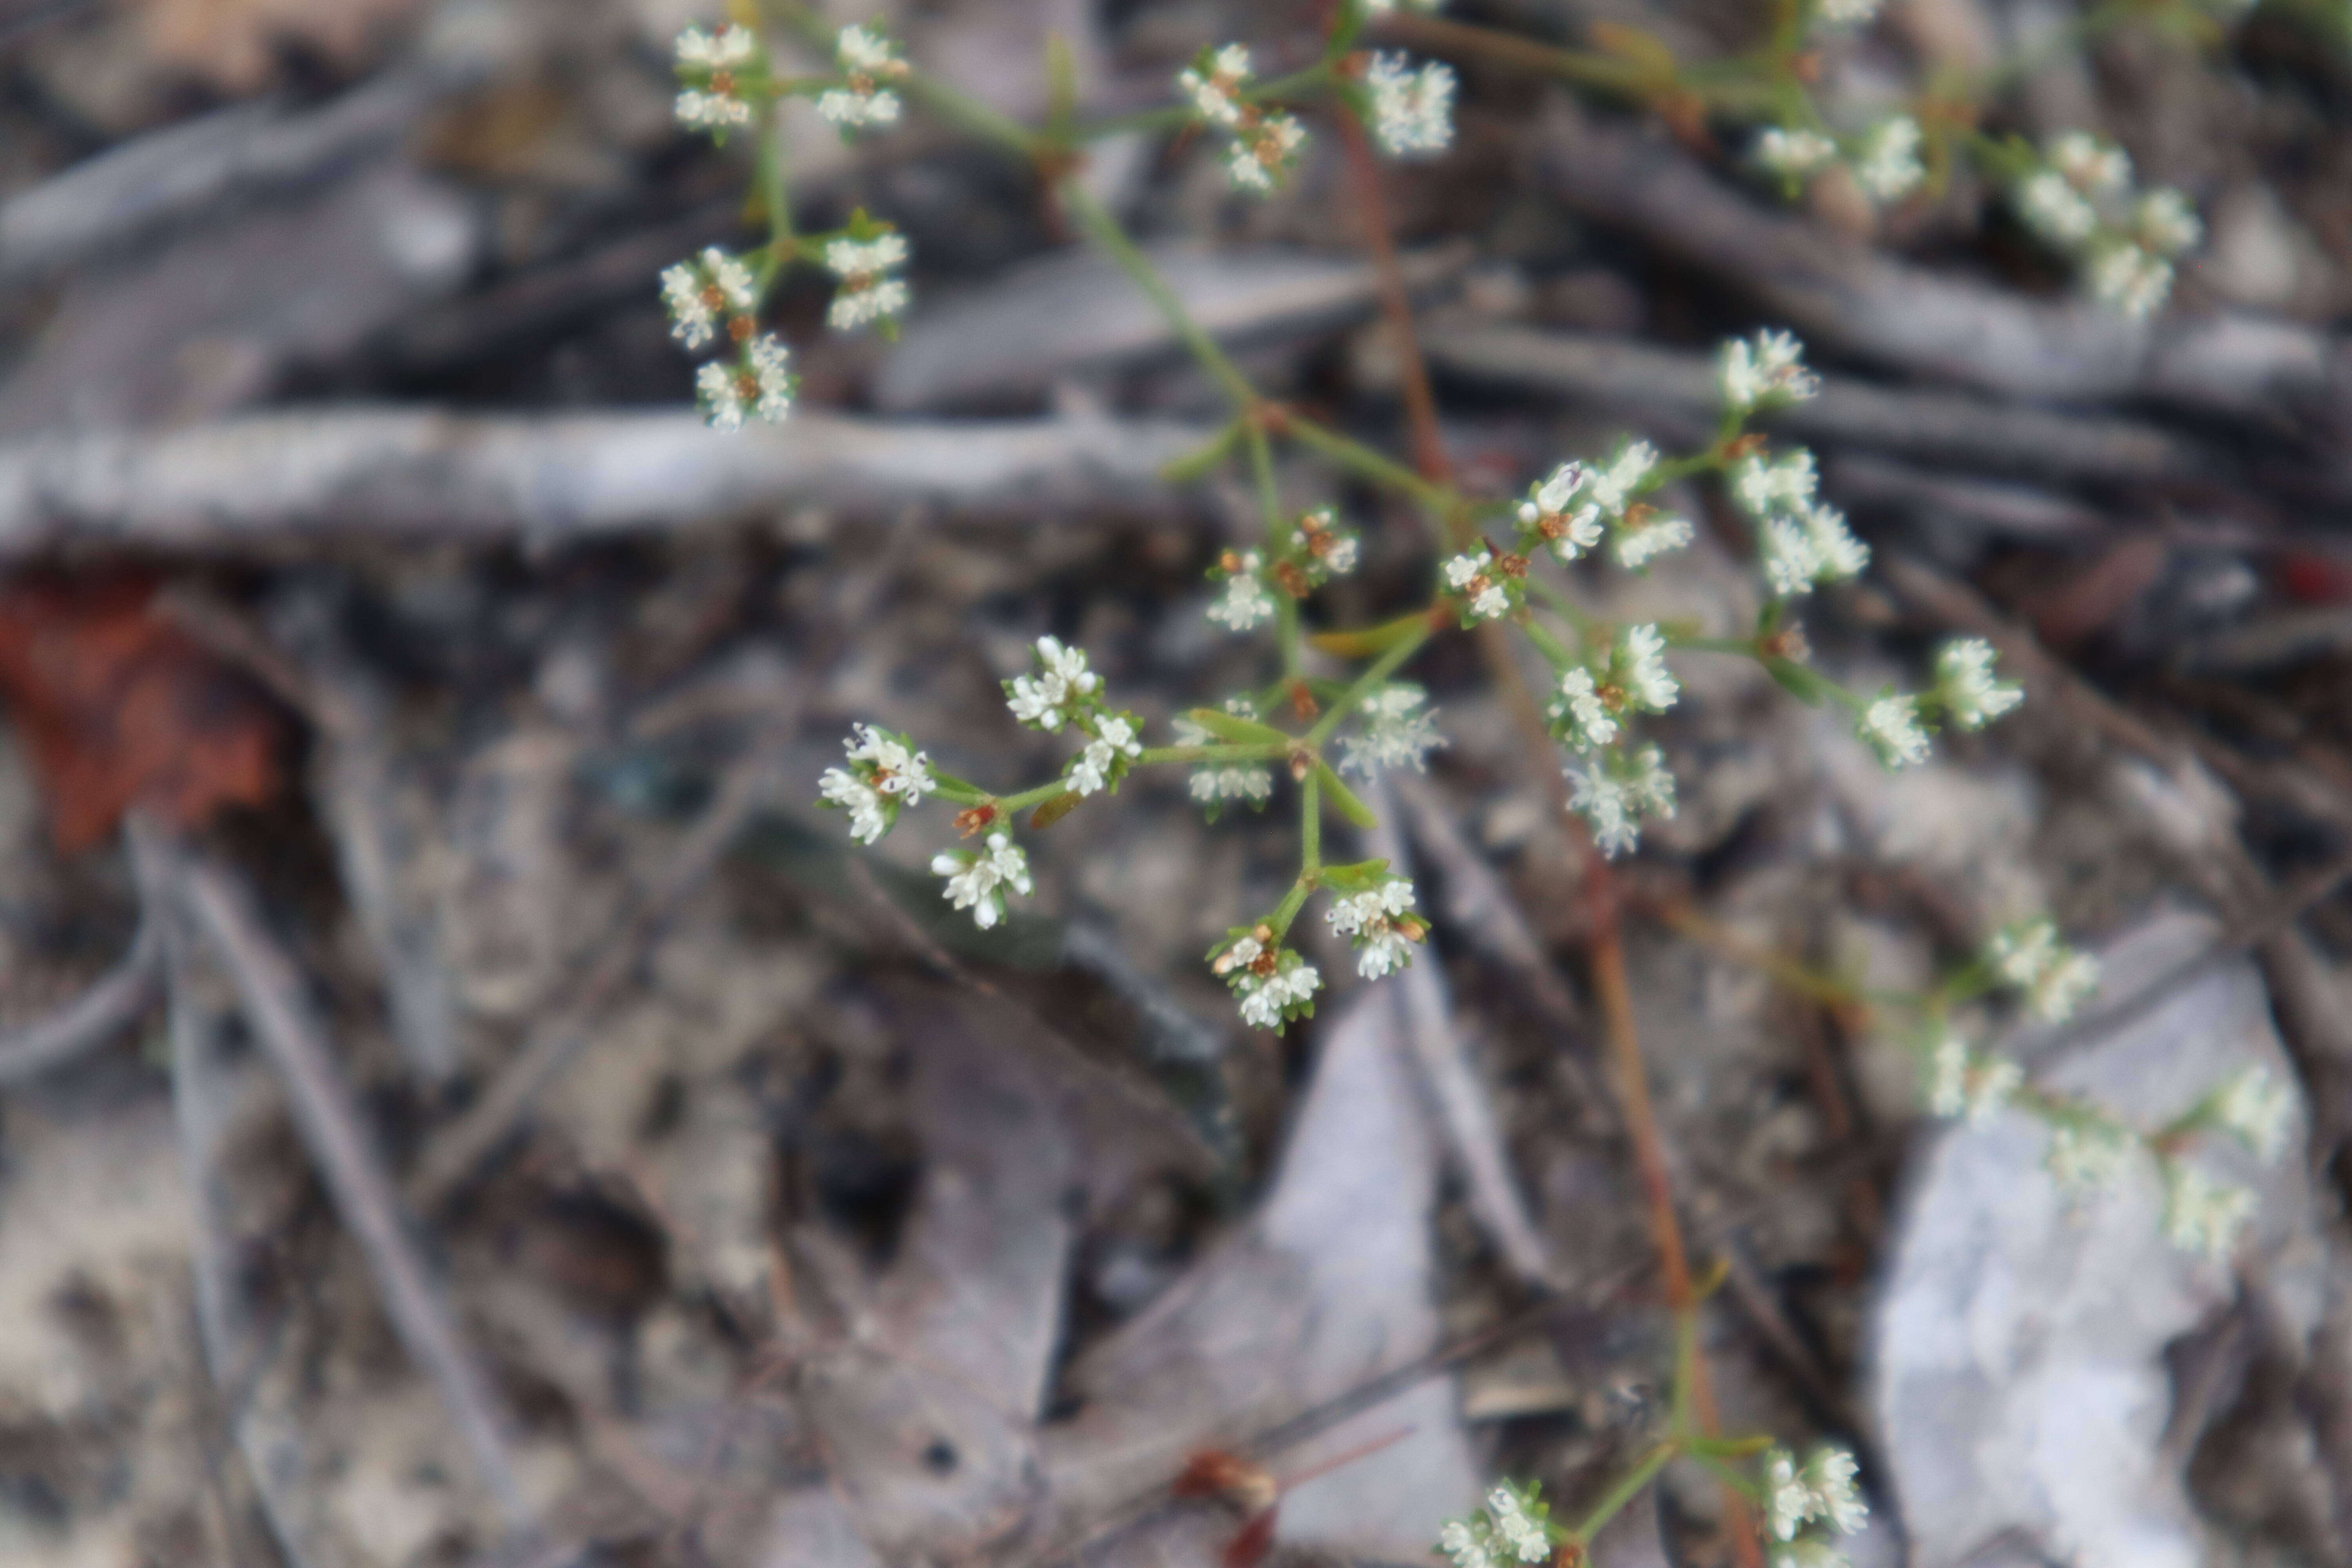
0,574,284,852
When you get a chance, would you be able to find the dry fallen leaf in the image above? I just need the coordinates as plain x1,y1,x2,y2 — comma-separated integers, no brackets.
0,573,283,851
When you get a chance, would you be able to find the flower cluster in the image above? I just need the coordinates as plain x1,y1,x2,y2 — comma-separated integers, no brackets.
817,23,909,132
1444,547,1522,623
1511,442,1691,570
1764,1446,1868,1568
1363,52,1457,158
1856,693,1930,770
1732,447,1867,601
931,831,1031,930
1751,115,1920,205
1550,624,1679,753
1436,1481,1555,1568
1984,917,2100,1024
1206,549,1279,631
1337,684,1447,778
2212,1064,2295,1163
1925,1027,2023,1123
1178,45,1308,195
1283,506,1362,593
2161,1161,2256,1262
818,724,937,845
695,332,794,431
1002,637,1145,799
1174,708,1274,818
1932,639,2023,731
1325,874,1426,978
1567,743,1676,858
823,227,911,334
2011,132,2200,317
659,246,757,353
674,23,763,138
1718,329,1820,415
1213,926,1323,1028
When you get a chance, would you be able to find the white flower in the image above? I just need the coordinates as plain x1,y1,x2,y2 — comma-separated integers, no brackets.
1857,694,1930,770
1069,712,1143,797
1756,127,1838,179
1927,1029,2022,1123
1620,624,1679,712
1438,1521,1498,1568
1338,685,1446,777
698,338,791,431
1233,949,1322,1027
1552,668,1618,752
1589,441,1657,513
817,24,907,131
1852,116,1923,202
1763,517,1822,598
1985,917,2100,1023
1179,43,1251,127
1190,764,1272,803
673,24,758,135
1209,557,1278,630
2050,131,2131,198
1486,1485,1550,1563
2047,1122,2136,1194
932,831,1031,929
824,233,911,332
1005,635,1099,730
1517,462,1605,561
1719,329,1818,412
1227,112,1308,194
1802,501,1869,580
1327,877,1422,980
660,247,758,350
1365,53,1456,158
1766,1446,1868,1544
845,722,935,799
2161,1163,2254,1262
1613,514,1693,570
1935,638,2022,730
818,768,888,844
1446,550,1511,620
1766,1450,1809,1542
676,22,756,70
2016,169,2100,248
2135,188,2201,258
1816,0,1884,25
1732,449,1818,517
1567,746,1673,858
2087,241,2172,318
2213,1064,2294,1163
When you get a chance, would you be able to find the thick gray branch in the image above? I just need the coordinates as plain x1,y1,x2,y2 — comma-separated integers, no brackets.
0,408,1212,557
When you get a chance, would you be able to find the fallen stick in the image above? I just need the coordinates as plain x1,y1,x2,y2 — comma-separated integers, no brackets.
156,828,535,1535
1531,102,2343,418
1426,324,2202,484
0,408,1212,557
0,919,158,1084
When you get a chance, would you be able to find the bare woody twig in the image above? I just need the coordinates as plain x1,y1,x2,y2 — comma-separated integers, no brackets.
1364,776,1560,1289
0,919,158,1084
1528,102,2342,418
1425,326,2200,485
154,827,534,1535
0,409,1212,558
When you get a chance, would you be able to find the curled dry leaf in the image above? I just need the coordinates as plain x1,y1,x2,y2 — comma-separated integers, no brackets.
0,574,283,852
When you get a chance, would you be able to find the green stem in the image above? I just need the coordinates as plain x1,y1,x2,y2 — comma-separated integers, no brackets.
1304,621,1433,746
1268,873,1314,938
1300,770,1322,874
1283,414,1454,513
1567,1443,1677,1546
1059,180,1258,408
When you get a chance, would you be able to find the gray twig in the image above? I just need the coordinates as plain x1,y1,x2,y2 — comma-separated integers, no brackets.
0,409,1212,558
1426,325,2198,485
1365,775,1560,1289
0,918,158,1084
1532,102,2342,419
151,825,535,1535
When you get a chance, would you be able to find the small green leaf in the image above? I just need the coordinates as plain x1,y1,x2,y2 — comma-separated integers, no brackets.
1186,707,1293,747
1029,791,1083,829
1764,656,1828,707
1313,762,1379,828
